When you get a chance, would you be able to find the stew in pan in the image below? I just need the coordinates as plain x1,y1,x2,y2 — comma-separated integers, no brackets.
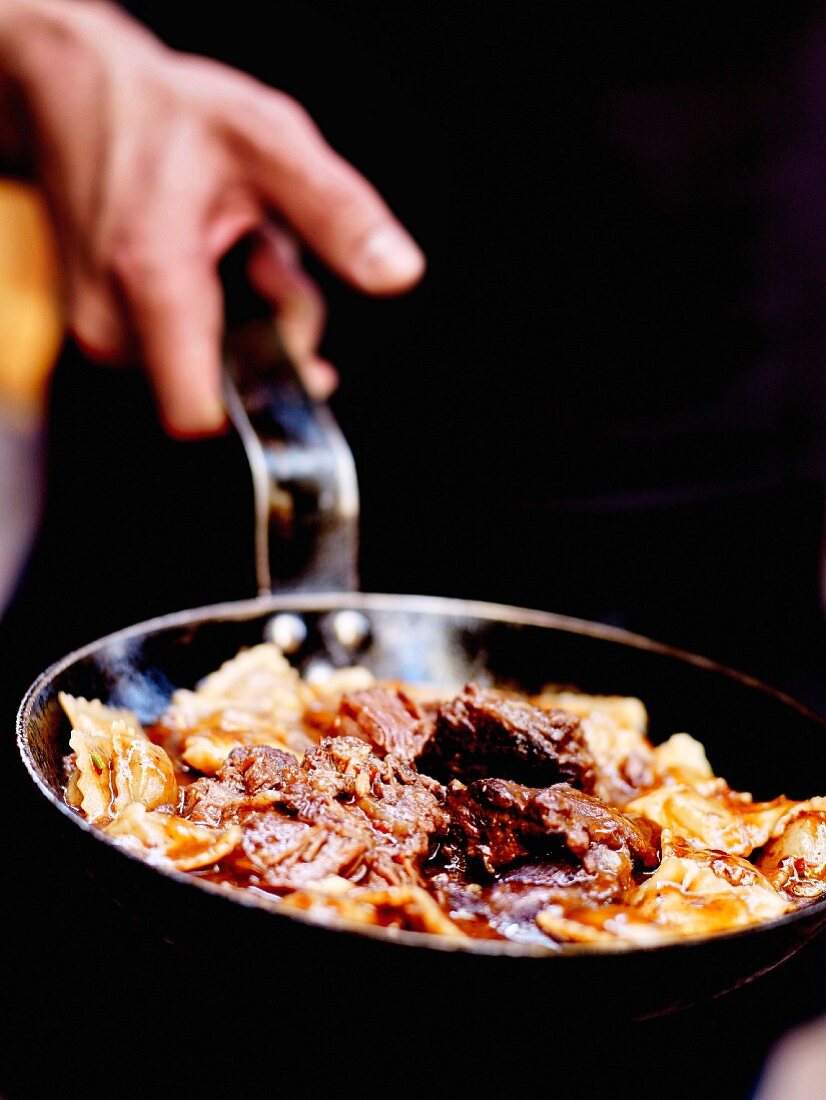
57,640,826,948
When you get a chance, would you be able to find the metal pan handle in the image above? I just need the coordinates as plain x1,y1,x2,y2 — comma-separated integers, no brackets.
223,318,359,596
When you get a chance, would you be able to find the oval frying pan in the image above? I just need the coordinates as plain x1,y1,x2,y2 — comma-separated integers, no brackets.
16,592,826,1026
15,326,826,1030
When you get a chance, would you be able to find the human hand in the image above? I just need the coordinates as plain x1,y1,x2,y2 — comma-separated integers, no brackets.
0,0,424,435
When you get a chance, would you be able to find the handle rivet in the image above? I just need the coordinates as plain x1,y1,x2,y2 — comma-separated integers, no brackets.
331,609,372,650
266,613,307,654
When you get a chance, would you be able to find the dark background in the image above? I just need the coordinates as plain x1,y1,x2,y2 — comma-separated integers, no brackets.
4,3,826,1095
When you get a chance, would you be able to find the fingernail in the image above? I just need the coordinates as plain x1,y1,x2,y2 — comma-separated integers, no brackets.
354,225,426,292
301,356,339,402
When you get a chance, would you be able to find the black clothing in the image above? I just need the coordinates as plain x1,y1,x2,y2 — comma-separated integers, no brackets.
4,5,826,1096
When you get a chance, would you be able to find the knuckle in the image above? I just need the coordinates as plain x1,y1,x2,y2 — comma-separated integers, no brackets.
265,88,313,130
111,237,161,284
110,234,188,300
68,302,126,362
68,283,107,327
231,86,319,161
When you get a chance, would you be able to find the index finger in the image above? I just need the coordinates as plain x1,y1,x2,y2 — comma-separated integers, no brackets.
232,87,426,295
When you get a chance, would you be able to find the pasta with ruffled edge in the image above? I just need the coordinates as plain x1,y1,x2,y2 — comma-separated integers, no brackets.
58,645,826,944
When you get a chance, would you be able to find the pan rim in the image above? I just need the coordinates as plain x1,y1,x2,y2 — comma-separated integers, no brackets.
17,589,826,960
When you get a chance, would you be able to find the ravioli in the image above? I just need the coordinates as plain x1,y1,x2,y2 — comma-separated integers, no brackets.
59,645,826,947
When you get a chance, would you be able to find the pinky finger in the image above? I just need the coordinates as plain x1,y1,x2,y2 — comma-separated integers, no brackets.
299,355,338,402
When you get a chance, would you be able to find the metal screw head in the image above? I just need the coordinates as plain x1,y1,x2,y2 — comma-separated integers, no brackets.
265,613,307,654
330,610,372,651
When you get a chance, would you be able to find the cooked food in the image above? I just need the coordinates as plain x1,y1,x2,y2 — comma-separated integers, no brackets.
58,643,826,947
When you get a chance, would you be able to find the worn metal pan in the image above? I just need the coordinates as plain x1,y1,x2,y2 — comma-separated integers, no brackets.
16,325,826,1034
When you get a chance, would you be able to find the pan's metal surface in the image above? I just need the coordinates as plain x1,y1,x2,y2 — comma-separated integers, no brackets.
17,592,826,1019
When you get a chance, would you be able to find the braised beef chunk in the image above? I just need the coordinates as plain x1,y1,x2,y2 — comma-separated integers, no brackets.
428,862,595,944
306,737,447,851
426,779,661,936
443,778,659,881
182,745,342,827
333,687,433,761
182,739,448,891
231,747,315,797
429,857,628,944
420,683,596,791
531,784,660,869
488,861,600,920
180,684,657,941
230,812,368,889
443,778,546,875
182,775,240,827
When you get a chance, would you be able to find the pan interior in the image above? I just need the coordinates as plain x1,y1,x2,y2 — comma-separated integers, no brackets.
18,592,826,960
